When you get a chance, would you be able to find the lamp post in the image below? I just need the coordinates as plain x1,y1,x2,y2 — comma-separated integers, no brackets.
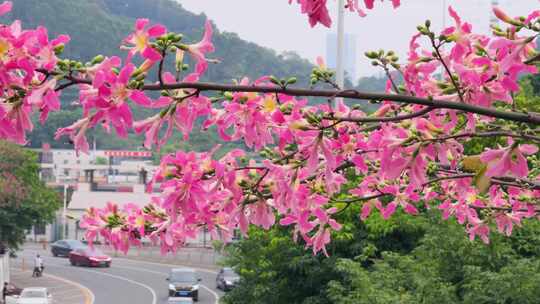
336,0,345,89
62,182,67,239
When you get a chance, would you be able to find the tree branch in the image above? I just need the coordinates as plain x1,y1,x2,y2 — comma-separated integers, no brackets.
329,106,435,125
140,82,540,125
433,131,540,143
44,70,540,125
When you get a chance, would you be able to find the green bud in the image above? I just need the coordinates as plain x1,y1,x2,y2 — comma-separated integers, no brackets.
172,34,183,42
91,55,105,65
269,75,281,86
364,51,378,59
425,19,431,28
286,77,297,85
224,92,234,100
54,44,65,55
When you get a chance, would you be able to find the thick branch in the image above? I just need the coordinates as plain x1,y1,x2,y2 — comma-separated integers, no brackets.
330,106,434,124
140,82,540,125
433,131,540,143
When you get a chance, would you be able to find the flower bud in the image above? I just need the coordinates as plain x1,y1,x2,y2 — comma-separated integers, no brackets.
54,44,65,55
91,55,105,65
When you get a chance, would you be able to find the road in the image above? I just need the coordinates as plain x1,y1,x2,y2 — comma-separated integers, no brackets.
12,247,224,304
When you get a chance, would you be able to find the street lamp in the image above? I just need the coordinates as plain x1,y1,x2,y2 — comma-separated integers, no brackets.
62,182,67,239
336,0,345,89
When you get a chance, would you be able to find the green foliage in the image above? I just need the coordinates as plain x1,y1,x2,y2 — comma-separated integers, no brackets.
95,156,108,165
0,141,60,250
222,208,540,304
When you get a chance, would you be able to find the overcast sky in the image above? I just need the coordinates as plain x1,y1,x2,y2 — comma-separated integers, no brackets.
178,0,538,79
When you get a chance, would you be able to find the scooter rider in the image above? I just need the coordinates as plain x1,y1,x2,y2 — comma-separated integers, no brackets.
33,254,44,277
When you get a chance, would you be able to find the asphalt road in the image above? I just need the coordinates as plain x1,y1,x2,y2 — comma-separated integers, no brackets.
12,248,224,304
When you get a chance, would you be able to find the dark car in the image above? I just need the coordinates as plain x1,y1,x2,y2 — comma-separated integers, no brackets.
69,247,111,267
167,268,201,302
51,239,85,257
216,267,240,291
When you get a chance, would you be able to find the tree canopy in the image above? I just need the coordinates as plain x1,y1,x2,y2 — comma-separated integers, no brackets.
0,141,60,249
0,0,538,256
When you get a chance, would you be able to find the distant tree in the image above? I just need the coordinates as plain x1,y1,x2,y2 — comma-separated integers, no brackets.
95,156,108,165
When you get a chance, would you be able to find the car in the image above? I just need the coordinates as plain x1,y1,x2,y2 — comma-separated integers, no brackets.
69,247,111,267
6,287,52,304
51,239,86,257
166,268,201,302
167,297,194,304
216,267,240,291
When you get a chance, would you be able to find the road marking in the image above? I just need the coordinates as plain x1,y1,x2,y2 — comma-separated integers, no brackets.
112,256,218,274
20,247,219,303
48,264,157,304
200,285,220,303
111,264,220,304
10,268,95,304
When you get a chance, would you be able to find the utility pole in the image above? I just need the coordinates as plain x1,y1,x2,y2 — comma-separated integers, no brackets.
336,0,345,89
63,182,67,239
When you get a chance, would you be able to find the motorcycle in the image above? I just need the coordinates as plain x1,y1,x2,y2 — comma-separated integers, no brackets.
32,266,44,277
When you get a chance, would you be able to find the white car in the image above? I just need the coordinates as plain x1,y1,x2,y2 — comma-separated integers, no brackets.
6,287,52,304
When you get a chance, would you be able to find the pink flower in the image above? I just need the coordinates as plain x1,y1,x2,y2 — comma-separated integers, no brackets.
480,142,538,178
55,117,91,154
185,20,214,74
467,221,490,244
122,18,167,62
26,79,60,123
0,1,10,16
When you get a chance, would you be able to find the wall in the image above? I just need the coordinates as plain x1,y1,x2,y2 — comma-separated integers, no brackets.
0,254,10,293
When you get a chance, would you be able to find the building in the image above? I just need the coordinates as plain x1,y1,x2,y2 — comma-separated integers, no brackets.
326,32,357,82
29,148,211,247
28,148,156,243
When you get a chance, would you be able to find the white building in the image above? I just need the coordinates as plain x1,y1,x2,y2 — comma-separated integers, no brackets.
29,148,210,247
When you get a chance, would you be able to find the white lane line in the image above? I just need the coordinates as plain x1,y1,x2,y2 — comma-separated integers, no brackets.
200,285,220,303
47,264,156,304
111,264,219,304
22,248,219,303
112,256,218,274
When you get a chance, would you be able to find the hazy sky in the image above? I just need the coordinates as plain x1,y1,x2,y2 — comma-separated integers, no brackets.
178,0,538,79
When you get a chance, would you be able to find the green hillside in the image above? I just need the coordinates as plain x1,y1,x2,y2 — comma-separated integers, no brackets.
3,0,385,152
1,0,315,150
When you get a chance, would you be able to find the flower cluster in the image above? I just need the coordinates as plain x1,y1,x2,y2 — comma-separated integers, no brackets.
289,0,401,27
1,0,540,255
0,1,69,144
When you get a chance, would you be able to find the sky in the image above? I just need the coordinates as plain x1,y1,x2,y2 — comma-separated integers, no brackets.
178,0,539,79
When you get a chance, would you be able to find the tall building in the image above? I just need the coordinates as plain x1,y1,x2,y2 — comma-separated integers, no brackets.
326,33,357,82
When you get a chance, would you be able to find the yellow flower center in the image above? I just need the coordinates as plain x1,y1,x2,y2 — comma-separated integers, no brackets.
262,96,277,113
0,39,9,59
134,33,147,51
